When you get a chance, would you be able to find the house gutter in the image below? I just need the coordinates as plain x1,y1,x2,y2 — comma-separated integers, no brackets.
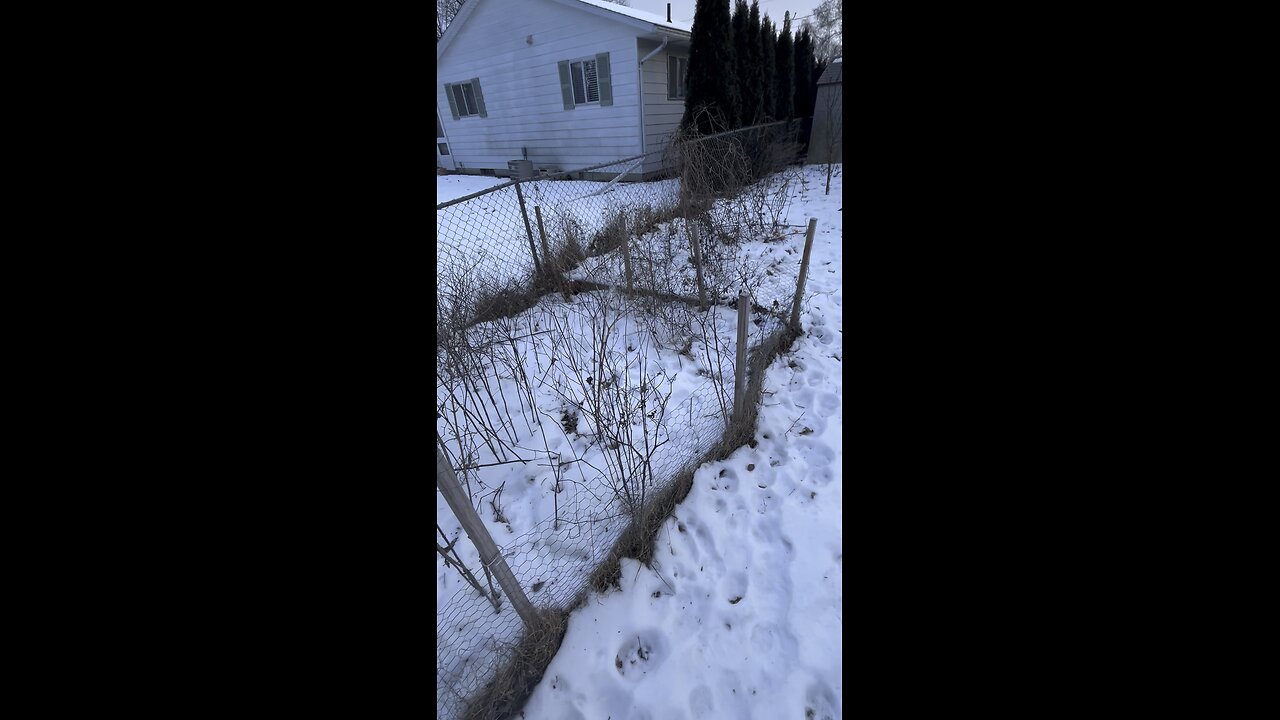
637,35,668,157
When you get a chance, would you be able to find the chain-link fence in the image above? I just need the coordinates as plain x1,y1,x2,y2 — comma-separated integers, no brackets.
436,120,814,720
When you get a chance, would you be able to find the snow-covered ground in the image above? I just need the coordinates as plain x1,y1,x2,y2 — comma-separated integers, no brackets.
436,164,843,720
517,165,842,720
437,175,509,204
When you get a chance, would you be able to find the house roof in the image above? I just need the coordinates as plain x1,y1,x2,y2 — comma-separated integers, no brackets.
438,0,691,59
569,0,693,33
817,62,842,86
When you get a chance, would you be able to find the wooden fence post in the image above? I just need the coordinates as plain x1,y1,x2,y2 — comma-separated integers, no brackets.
688,218,707,307
436,442,538,626
734,288,749,422
515,183,542,276
790,218,818,332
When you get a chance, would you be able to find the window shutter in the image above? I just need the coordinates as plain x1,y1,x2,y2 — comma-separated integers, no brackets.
668,56,677,100
471,78,487,118
596,53,612,106
445,83,460,120
558,61,575,110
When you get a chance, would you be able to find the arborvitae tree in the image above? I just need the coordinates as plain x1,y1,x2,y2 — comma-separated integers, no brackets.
742,0,764,125
759,15,776,122
732,0,753,128
775,11,795,121
682,0,741,134
812,59,828,105
793,27,816,118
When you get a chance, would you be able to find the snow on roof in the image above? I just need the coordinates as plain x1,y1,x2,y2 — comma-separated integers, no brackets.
571,0,693,33
833,57,842,63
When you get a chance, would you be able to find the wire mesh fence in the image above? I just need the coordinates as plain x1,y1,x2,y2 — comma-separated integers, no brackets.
436,120,812,720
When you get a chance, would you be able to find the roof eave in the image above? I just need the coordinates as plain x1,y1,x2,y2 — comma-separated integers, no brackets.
437,0,484,60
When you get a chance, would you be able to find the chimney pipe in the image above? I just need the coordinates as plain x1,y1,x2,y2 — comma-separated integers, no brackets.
667,3,671,22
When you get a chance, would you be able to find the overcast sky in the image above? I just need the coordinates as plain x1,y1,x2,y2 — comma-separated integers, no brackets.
628,0,823,30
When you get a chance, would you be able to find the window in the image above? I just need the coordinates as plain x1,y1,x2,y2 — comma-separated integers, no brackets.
438,143,450,155
557,54,612,110
668,56,688,100
570,59,599,105
444,78,487,119
452,83,478,116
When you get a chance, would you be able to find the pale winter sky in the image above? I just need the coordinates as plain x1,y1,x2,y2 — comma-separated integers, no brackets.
629,0,823,31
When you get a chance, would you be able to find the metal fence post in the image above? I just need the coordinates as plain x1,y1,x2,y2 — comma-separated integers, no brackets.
534,205,552,265
436,443,538,626
790,218,818,332
688,218,707,306
515,183,542,276
620,215,634,292
734,288,749,422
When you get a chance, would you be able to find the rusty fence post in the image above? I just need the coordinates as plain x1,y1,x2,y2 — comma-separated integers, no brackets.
515,183,542,276
534,205,552,265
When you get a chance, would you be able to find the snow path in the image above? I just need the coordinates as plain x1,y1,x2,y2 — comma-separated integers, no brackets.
518,165,843,720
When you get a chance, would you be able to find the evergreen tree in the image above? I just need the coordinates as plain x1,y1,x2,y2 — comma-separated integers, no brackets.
732,0,753,128
775,11,795,121
793,27,816,118
759,15,776,122
745,1,764,125
681,0,741,134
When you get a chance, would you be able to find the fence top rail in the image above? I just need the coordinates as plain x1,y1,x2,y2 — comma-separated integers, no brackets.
434,120,798,211
435,153,648,211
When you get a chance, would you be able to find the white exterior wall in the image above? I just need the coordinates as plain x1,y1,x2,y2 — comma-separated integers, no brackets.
638,38,691,176
437,0,643,173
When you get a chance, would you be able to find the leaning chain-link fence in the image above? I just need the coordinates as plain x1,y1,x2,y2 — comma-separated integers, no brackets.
436,121,809,720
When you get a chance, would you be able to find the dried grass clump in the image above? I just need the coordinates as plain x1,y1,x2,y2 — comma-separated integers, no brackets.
461,610,568,720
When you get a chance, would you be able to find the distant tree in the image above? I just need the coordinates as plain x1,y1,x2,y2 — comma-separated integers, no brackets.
745,1,765,125
732,0,754,128
682,0,741,134
774,11,794,121
807,0,842,64
437,0,464,40
759,14,776,122
812,59,828,106
793,27,816,118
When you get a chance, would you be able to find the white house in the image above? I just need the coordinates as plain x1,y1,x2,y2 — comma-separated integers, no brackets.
435,0,693,180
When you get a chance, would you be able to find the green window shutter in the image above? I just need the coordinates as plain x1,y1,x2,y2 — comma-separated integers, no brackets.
668,56,677,100
558,61,575,110
445,83,460,120
596,53,612,106
471,78,487,118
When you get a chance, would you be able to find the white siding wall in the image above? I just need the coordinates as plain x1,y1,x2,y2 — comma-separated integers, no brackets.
437,0,643,172
638,38,690,175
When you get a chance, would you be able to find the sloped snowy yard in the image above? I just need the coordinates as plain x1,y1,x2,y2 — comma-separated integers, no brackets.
436,164,843,720
516,165,842,720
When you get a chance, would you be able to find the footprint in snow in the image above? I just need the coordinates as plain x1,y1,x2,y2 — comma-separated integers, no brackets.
614,630,668,680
